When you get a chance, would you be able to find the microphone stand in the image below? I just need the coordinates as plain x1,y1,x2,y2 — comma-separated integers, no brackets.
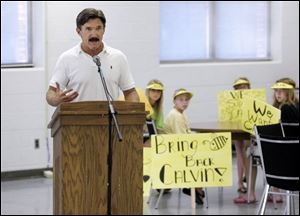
96,63,123,215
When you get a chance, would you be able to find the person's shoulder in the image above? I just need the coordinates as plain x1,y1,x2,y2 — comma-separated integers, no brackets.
106,44,126,58
59,44,80,60
281,103,299,115
281,103,297,110
167,108,182,118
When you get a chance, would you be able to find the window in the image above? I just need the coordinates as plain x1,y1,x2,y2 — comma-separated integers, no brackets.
160,1,270,62
160,2,209,61
1,1,32,67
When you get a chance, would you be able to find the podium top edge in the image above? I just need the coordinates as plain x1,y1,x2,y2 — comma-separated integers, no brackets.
48,101,146,128
57,101,144,110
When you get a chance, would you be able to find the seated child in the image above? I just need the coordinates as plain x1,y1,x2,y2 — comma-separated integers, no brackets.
235,77,299,204
272,77,299,123
164,88,205,205
268,77,299,203
145,79,165,133
119,79,164,146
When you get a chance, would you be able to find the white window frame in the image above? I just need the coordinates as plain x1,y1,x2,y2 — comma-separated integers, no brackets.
160,1,271,64
1,1,33,68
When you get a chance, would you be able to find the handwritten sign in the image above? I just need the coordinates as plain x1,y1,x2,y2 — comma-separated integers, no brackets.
143,147,152,197
218,89,266,122
150,133,232,189
241,96,281,135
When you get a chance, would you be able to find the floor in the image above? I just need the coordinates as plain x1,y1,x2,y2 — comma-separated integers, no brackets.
1,156,299,215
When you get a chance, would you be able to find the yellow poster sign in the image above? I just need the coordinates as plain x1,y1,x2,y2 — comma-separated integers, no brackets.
218,89,266,122
143,147,152,197
150,133,232,189
241,96,281,135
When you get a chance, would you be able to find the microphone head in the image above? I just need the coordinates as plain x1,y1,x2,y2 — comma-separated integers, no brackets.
93,56,101,67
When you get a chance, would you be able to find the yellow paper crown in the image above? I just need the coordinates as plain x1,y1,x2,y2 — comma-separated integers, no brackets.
271,82,294,89
173,89,193,100
146,83,164,90
233,79,250,87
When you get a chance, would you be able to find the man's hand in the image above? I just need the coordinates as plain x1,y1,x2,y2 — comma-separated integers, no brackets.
123,88,140,102
46,82,79,106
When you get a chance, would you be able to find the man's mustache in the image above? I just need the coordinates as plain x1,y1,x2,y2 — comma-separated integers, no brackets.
89,37,100,42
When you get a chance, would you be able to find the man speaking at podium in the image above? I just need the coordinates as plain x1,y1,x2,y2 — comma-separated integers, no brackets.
46,8,139,106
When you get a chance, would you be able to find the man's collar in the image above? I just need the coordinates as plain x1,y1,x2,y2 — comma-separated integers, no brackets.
76,41,110,56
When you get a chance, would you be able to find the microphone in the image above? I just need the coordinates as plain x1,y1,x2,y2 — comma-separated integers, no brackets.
92,53,123,141
93,56,101,67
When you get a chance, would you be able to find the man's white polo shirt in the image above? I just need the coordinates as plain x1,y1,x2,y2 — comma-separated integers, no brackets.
49,42,135,101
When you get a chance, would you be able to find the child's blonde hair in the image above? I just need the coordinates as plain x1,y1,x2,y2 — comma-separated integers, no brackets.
145,79,164,118
272,77,299,109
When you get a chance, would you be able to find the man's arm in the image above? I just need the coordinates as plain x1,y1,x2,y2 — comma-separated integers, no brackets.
46,82,78,107
123,88,140,102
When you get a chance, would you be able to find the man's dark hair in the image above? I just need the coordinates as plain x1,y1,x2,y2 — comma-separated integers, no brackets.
76,8,106,29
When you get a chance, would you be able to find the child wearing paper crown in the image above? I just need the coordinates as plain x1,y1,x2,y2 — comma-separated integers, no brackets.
232,78,251,203
233,77,251,90
145,79,165,132
235,77,299,204
164,88,194,134
119,79,164,133
272,77,299,123
164,88,205,205
266,78,299,203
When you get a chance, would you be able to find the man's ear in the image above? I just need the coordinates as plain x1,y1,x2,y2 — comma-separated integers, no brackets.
76,27,81,35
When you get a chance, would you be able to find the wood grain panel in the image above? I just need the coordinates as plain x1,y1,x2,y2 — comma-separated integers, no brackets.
111,125,143,214
53,130,62,215
61,126,86,214
50,101,144,215
84,126,108,214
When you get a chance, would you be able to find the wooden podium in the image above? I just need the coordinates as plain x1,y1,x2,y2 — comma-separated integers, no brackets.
48,101,145,215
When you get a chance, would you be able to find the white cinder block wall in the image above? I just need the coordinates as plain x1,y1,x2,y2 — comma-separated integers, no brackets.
1,2,48,172
1,1,299,171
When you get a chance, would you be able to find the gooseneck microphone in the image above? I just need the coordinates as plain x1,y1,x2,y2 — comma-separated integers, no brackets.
92,55,122,140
